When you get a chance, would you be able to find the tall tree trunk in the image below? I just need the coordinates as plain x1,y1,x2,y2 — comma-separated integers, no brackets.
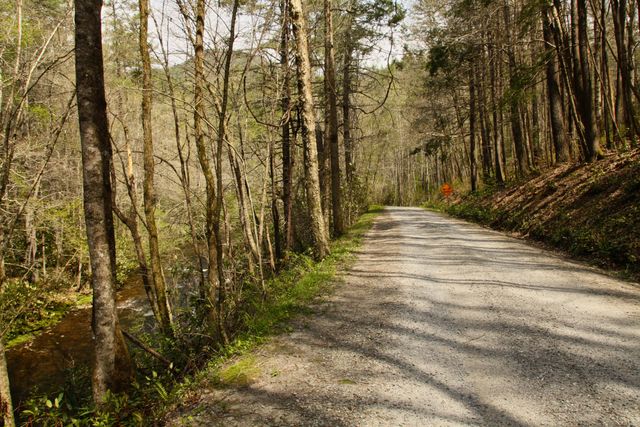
229,148,259,274
479,31,492,179
489,38,506,184
611,0,639,138
503,1,529,176
343,23,354,187
139,0,173,336
280,0,294,253
543,8,570,162
269,135,282,263
324,0,344,236
213,0,240,340
192,0,221,327
530,36,543,167
110,0,160,323
576,0,602,160
601,0,619,147
289,0,331,259
469,65,478,192
74,0,132,404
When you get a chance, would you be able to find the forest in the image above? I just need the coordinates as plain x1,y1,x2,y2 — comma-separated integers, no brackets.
0,0,638,423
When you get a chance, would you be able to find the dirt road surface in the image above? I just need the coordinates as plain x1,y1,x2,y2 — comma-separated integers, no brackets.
169,207,640,426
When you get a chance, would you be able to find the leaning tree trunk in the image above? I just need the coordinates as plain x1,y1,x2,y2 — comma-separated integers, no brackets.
289,0,331,259
75,0,132,404
139,0,173,336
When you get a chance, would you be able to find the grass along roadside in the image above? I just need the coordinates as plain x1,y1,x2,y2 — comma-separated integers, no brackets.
160,205,383,420
16,206,383,425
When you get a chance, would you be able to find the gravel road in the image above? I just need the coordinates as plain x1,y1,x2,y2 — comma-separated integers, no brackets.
170,207,640,426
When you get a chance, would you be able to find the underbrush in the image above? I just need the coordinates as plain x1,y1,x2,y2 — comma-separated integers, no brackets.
424,150,640,280
17,206,382,426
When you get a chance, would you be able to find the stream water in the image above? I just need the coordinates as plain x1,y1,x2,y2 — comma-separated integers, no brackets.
6,276,152,408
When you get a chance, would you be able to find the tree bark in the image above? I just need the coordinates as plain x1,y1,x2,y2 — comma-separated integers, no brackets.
611,0,639,138
213,0,240,340
139,0,173,336
280,0,294,253
503,1,529,176
0,339,13,427
324,0,344,236
469,65,478,192
289,0,331,259
576,0,602,160
489,37,506,184
191,0,221,329
478,34,493,179
543,8,570,162
343,32,354,187
74,0,132,404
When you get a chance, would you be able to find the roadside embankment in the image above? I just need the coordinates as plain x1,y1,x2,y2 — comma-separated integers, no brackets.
428,149,640,280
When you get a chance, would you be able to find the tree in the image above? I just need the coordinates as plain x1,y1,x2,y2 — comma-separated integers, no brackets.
469,64,478,192
542,6,570,162
0,339,13,427
289,0,331,258
139,0,174,335
324,0,344,236
575,0,601,160
280,0,295,252
74,0,132,404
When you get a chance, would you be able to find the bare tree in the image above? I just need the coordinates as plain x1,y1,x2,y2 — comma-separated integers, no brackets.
289,0,331,258
139,0,174,335
324,0,344,236
74,0,132,404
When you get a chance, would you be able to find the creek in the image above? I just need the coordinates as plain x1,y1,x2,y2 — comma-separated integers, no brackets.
6,276,152,408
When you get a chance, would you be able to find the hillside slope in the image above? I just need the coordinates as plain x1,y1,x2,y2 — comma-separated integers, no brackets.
439,149,640,280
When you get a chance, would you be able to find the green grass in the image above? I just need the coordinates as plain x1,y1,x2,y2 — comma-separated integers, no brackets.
216,356,261,387
7,332,38,347
213,205,382,359
16,207,383,425
75,293,93,306
168,206,382,413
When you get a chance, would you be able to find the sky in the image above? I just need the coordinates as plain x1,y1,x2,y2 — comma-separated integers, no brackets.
140,0,417,68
